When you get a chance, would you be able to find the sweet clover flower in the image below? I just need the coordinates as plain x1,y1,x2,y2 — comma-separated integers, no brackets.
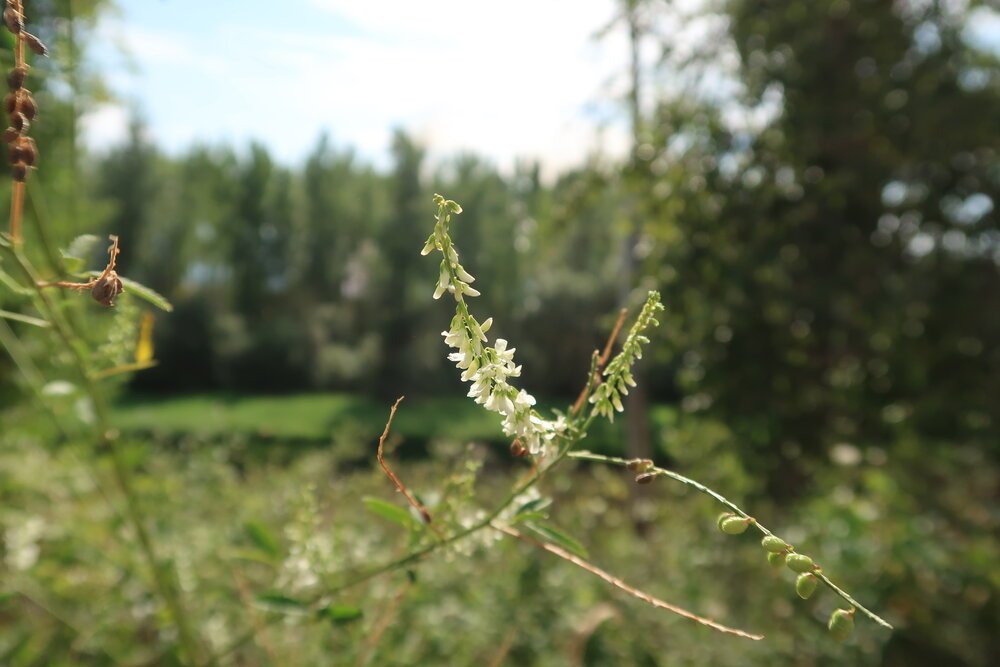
424,195,567,456
589,290,664,421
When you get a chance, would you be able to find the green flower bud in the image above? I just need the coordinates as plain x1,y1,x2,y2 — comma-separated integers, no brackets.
786,553,815,573
761,535,788,553
767,552,787,569
717,512,735,529
828,608,855,641
795,573,818,599
720,516,750,535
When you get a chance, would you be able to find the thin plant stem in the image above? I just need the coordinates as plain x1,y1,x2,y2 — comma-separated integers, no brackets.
493,522,763,640
567,450,893,630
0,240,207,664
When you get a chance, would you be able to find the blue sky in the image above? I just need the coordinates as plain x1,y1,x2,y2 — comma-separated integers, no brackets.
84,1,1000,174
86,0,632,174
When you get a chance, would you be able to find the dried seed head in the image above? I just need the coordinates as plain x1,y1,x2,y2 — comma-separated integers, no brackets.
21,31,47,57
11,162,27,181
626,458,654,473
3,92,14,115
786,553,815,573
3,7,23,34
827,608,855,641
91,271,124,307
7,65,27,91
10,111,27,133
18,137,35,166
8,142,21,164
19,92,35,120
3,126,18,143
795,572,818,599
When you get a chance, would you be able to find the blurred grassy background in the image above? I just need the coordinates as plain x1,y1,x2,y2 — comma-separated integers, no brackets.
1,0,998,665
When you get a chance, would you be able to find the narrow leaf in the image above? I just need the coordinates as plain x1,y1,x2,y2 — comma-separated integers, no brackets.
61,234,100,272
244,520,281,558
363,497,415,529
254,593,309,615
526,522,589,560
317,604,363,624
0,309,48,327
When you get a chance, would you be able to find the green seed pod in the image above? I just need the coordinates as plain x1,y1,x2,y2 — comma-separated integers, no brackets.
795,573,818,599
767,552,787,569
717,512,735,529
761,535,788,553
786,553,815,573
720,516,750,535
828,608,855,641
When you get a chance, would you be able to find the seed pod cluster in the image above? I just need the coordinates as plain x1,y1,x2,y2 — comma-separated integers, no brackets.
3,0,46,182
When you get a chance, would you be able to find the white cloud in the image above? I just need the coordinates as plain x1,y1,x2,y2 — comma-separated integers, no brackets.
88,0,634,176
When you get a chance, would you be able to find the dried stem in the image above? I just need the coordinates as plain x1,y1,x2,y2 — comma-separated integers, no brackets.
571,307,628,415
493,522,763,640
376,396,434,526
567,450,893,630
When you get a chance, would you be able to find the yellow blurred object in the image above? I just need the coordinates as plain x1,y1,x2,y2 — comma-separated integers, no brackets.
135,312,154,364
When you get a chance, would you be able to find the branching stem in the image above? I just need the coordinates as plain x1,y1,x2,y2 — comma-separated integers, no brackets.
567,450,893,630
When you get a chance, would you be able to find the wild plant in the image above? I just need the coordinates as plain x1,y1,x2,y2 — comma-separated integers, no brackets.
215,195,892,658
0,1,891,661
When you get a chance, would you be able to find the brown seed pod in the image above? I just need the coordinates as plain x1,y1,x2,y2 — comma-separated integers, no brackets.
3,126,19,143
91,271,124,307
19,92,35,120
7,65,27,91
21,32,47,57
509,439,528,458
8,142,21,165
10,111,27,133
635,472,657,484
18,137,35,166
3,7,23,34
11,162,27,182
3,92,15,115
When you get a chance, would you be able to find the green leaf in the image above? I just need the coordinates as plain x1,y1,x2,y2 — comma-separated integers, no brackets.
254,593,309,615
514,496,551,516
363,497,415,529
317,604,363,625
526,522,589,560
0,591,15,605
0,266,31,295
0,309,48,327
61,234,100,272
243,520,281,559
511,511,548,524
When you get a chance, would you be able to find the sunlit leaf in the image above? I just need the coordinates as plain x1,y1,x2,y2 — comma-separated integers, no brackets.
61,234,100,272
254,593,309,615
0,309,48,327
244,520,281,559
317,604,363,624
526,522,589,560
363,497,415,529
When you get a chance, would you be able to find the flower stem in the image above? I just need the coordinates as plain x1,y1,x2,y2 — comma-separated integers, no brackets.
567,450,893,630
